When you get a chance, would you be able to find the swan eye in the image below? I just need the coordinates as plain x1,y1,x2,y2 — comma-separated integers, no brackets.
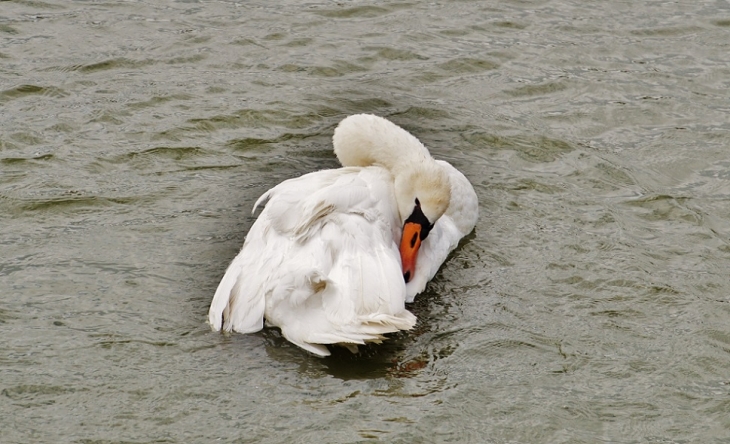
404,203,434,241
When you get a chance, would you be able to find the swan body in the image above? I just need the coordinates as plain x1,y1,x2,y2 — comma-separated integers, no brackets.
208,114,478,356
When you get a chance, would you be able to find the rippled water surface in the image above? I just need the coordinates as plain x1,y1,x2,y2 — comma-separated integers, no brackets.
3,0,730,442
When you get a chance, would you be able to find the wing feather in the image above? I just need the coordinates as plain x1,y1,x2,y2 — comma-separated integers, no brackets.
209,166,416,354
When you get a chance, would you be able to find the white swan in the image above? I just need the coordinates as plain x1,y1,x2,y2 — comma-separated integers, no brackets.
208,114,478,356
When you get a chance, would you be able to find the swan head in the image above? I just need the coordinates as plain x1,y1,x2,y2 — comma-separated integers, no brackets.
332,113,452,283
394,161,451,283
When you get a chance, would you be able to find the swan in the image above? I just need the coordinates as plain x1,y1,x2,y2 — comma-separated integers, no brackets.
208,114,478,356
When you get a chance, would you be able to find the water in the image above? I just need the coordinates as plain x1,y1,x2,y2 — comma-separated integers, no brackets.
2,0,730,442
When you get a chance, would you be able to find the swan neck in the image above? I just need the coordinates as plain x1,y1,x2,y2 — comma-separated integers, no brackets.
333,114,431,175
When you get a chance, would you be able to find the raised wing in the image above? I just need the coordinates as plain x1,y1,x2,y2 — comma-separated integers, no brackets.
208,166,416,356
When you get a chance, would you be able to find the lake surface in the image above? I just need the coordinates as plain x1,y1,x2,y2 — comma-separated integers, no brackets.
2,0,730,442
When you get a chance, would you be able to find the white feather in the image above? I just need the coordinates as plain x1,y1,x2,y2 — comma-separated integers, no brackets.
208,114,478,356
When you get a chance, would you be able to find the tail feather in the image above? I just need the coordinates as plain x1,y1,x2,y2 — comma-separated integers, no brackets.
208,247,266,334
225,275,265,334
302,311,416,346
208,258,243,331
286,338,331,357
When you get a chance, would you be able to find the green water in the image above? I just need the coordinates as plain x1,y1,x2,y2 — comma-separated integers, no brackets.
2,1,730,442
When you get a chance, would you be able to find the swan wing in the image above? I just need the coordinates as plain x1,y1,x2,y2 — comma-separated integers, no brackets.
208,168,376,331
208,167,416,355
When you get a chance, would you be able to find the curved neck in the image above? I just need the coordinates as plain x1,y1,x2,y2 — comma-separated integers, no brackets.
332,114,431,174
332,114,451,225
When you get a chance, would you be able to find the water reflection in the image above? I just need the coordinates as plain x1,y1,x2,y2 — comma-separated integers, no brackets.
256,316,449,381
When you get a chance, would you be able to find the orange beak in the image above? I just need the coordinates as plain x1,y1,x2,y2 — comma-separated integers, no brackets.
399,221,422,283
